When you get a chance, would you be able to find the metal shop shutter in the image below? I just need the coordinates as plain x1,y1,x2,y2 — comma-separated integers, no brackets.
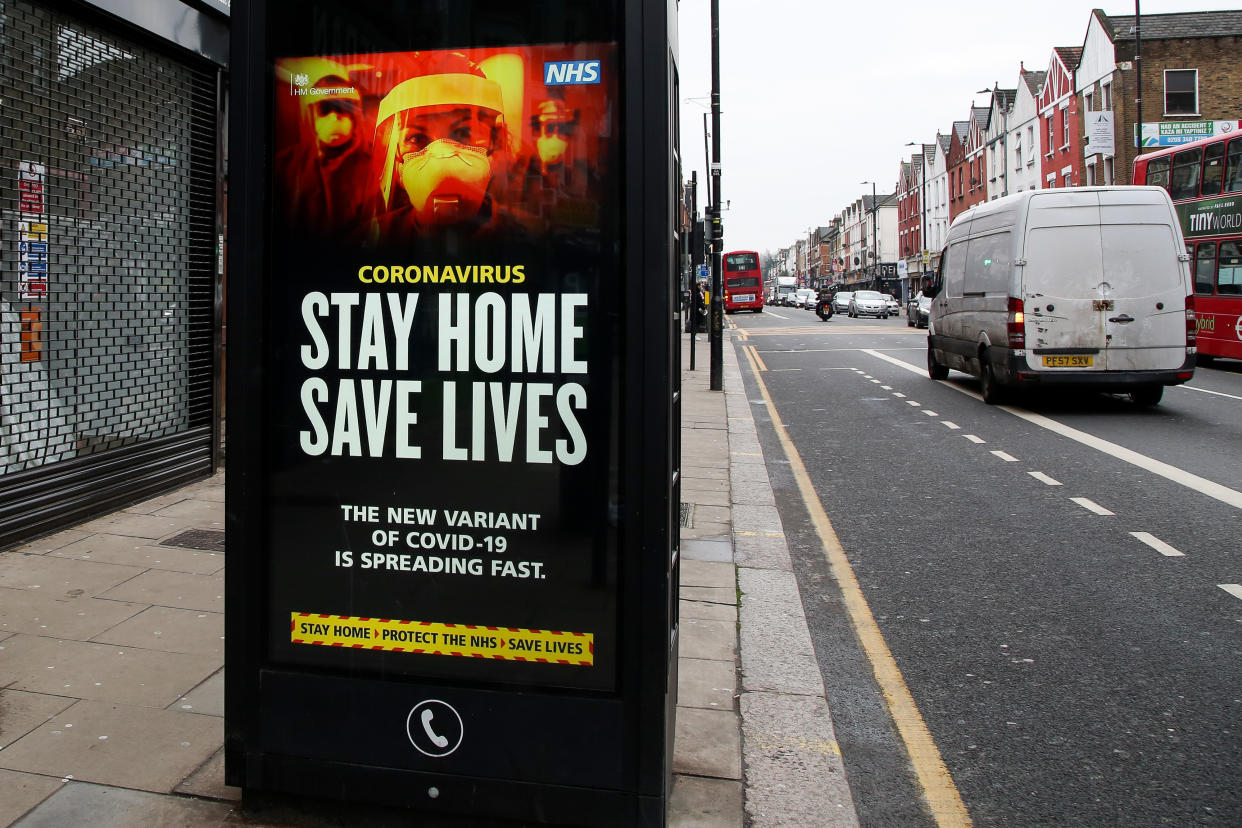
0,0,219,549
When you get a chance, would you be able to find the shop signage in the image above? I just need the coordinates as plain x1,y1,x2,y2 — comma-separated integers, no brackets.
1138,119,1242,148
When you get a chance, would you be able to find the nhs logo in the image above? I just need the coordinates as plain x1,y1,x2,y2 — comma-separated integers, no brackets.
544,60,601,85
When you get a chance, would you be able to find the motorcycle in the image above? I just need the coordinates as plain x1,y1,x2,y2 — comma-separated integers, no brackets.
815,297,834,321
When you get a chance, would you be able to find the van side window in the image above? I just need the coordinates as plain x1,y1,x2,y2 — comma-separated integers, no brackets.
1202,142,1226,196
943,241,967,298
1195,241,1217,295
1145,156,1171,192
964,232,1013,294
1170,147,1202,200
1225,139,1242,194
1218,241,1242,295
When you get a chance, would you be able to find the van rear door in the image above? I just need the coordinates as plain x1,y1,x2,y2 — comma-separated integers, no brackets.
1096,190,1187,371
1021,192,1108,371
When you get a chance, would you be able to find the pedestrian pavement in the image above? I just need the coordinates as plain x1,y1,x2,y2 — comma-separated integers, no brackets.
0,327,859,827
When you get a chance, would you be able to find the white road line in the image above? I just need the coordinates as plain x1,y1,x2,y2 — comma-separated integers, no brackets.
1028,472,1062,486
907,400,921,407
881,385,893,390
942,421,961,430
924,410,939,417
893,392,907,398
1130,532,1185,557
1070,497,1114,516
769,368,803,372
1219,584,1242,601
991,450,1019,462
766,312,791,319
859,348,1242,511
871,379,882,384
964,435,986,444
1181,385,1242,401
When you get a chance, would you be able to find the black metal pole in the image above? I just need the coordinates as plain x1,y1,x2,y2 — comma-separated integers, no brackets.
689,171,697,371
1135,0,1143,152
708,0,723,391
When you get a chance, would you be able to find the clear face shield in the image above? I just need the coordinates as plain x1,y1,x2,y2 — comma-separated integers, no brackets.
375,73,504,227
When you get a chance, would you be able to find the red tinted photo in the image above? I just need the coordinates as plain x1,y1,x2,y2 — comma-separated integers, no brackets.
273,44,616,243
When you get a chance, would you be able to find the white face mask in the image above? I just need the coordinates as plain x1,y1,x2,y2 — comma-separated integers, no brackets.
536,135,568,166
399,139,492,226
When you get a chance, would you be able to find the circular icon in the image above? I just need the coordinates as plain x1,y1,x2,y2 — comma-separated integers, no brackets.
1234,315,1242,341
406,699,463,758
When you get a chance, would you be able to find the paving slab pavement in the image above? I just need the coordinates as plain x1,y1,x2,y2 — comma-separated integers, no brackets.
0,328,859,827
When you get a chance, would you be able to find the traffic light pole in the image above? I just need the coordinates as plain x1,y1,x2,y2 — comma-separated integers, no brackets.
708,0,723,392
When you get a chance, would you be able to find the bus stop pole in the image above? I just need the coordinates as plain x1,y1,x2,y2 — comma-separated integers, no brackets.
708,0,723,392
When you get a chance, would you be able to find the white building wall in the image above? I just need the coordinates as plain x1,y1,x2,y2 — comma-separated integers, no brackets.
1008,75,1044,194
1078,14,1119,185
926,139,950,254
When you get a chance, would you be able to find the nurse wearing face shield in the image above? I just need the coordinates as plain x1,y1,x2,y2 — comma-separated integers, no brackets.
371,53,517,240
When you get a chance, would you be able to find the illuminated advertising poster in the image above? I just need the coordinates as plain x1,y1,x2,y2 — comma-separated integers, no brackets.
265,44,620,691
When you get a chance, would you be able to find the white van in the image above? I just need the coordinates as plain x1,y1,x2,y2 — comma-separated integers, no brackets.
925,187,1196,405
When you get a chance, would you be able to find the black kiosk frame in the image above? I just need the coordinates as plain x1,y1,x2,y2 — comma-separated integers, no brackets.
226,0,681,825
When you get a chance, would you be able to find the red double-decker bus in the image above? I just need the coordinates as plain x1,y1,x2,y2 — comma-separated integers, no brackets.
722,250,764,313
1133,133,1242,361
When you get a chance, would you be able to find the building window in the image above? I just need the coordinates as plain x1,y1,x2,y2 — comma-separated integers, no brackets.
1103,81,1113,110
1086,161,1096,186
1062,172,1071,188
1047,116,1054,154
1085,90,1094,113
1104,156,1114,185
1165,69,1198,115
1061,108,1070,147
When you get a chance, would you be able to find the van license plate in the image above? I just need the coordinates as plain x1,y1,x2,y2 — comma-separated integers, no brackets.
1043,355,1093,367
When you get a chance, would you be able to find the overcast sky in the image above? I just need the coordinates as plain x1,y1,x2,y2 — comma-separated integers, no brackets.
677,0,1241,255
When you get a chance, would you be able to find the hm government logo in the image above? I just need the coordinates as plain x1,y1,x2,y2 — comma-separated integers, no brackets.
292,72,311,90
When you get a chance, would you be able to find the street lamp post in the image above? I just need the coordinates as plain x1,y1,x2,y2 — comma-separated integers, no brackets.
860,180,877,289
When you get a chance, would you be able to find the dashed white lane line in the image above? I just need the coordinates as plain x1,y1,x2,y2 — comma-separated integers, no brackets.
881,385,893,390
1219,584,1242,601
964,435,986,444
991,450,1019,462
906,400,921,407
893,392,907,398
942,421,960,430
860,348,1242,512
923,410,939,417
1130,532,1185,557
1029,472,1062,486
1070,497,1114,516
871,379,882,384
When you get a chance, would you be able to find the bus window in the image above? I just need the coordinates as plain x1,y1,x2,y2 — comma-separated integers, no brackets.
724,252,758,271
1170,147,1202,200
1195,241,1217,295
1145,156,1171,193
1226,139,1242,193
1219,241,1242,295
1202,142,1226,196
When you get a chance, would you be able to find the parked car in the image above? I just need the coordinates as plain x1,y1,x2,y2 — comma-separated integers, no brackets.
907,291,931,328
885,295,901,316
848,290,889,318
832,291,854,315
926,186,1195,405
794,288,816,309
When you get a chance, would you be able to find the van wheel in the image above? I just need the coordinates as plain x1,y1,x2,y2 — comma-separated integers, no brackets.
927,345,949,380
1129,385,1164,406
979,359,1006,405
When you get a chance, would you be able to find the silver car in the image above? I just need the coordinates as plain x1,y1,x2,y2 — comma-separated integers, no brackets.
832,291,854,315
848,290,889,318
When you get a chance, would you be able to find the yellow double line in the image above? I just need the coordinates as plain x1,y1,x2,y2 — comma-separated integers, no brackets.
739,345,972,827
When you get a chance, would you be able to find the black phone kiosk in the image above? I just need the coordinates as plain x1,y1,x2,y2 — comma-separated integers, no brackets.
225,1,681,825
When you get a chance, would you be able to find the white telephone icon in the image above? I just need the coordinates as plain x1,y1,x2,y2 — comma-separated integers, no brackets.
421,708,449,748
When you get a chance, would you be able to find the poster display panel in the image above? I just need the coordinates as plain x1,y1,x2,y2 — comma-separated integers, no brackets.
264,40,622,692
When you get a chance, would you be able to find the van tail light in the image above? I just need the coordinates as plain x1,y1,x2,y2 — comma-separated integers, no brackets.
1007,297,1026,348
1185,294,1197,349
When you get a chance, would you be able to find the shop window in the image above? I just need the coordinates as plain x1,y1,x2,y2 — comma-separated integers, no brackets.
1164,69,1198,115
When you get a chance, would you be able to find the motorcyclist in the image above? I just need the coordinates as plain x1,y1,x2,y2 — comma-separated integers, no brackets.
815,285,835,320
